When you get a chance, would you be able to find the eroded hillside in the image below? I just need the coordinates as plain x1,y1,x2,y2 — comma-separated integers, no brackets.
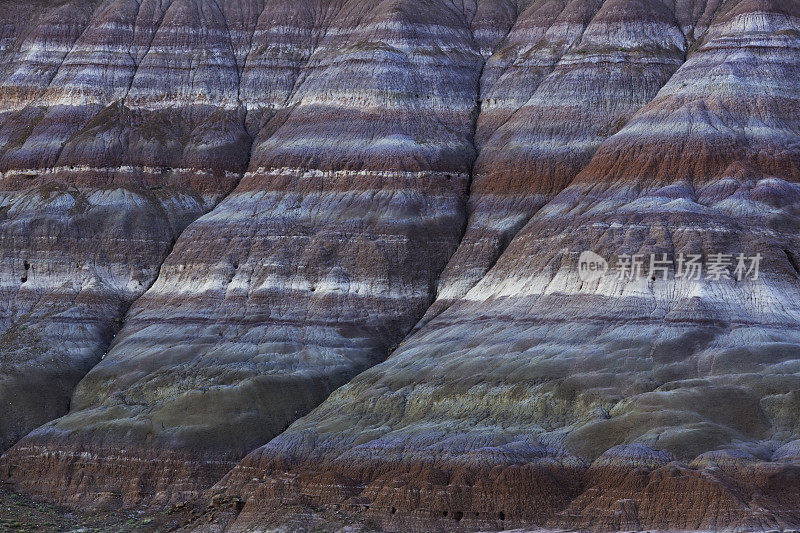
1,0,800,530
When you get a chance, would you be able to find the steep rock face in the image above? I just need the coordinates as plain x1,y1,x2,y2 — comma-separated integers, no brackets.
418,0,690,326
0,0,264,451
208,1,800,530
1,0,800,530
0,0,520,508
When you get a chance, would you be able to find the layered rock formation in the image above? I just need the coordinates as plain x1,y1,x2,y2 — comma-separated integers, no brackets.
1,0,800,531
213,0,800,531
3,0,499,508
0,0,258,451
417,0,691,327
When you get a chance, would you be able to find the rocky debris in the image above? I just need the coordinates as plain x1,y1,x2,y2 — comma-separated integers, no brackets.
0,482,177,532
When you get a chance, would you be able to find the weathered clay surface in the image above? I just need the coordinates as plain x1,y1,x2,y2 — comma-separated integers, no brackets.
0,0,257,451
418,0,691,327
211,0,800,530
1,0,800,531
2,0,503,508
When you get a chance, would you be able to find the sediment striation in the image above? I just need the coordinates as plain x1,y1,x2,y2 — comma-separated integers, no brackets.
0,0,254,451
2,0,800,530
218,0,800,530
3,0,497,507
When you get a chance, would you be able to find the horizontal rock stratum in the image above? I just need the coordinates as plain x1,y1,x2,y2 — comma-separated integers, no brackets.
1,0,800,530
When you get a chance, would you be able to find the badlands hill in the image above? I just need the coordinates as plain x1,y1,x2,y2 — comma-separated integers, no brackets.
1,0,800,530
